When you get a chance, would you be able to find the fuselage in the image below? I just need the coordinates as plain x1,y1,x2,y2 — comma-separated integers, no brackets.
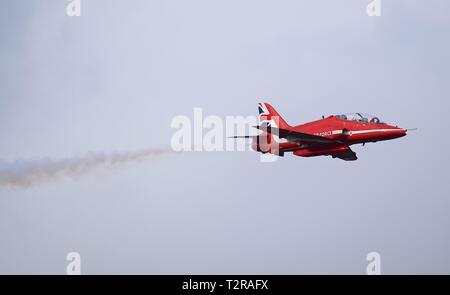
295,115,406,145
272,115,407,156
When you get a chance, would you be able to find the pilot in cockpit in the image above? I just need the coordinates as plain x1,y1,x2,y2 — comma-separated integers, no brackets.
336,113,383,124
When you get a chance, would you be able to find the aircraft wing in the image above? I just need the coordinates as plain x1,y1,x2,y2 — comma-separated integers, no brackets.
253,126,341,145
331,146,358,161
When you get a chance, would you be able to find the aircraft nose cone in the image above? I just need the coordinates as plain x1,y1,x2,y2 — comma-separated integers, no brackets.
396,128,407,137
386,125,407,138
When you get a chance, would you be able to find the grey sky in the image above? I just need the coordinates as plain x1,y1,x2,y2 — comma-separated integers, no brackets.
0,0,449,274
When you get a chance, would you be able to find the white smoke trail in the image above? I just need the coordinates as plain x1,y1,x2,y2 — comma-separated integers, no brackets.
0,148,172,189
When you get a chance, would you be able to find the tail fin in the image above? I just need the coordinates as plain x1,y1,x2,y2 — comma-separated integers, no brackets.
258,102,290,129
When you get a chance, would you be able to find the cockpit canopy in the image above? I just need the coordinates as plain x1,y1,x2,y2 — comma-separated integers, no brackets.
335,113,384,124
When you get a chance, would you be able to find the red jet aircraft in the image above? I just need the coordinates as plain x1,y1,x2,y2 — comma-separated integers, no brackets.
234,103,411,161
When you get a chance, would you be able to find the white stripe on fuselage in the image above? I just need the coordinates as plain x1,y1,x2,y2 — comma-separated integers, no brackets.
345,129,399,135
313,129,400,137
